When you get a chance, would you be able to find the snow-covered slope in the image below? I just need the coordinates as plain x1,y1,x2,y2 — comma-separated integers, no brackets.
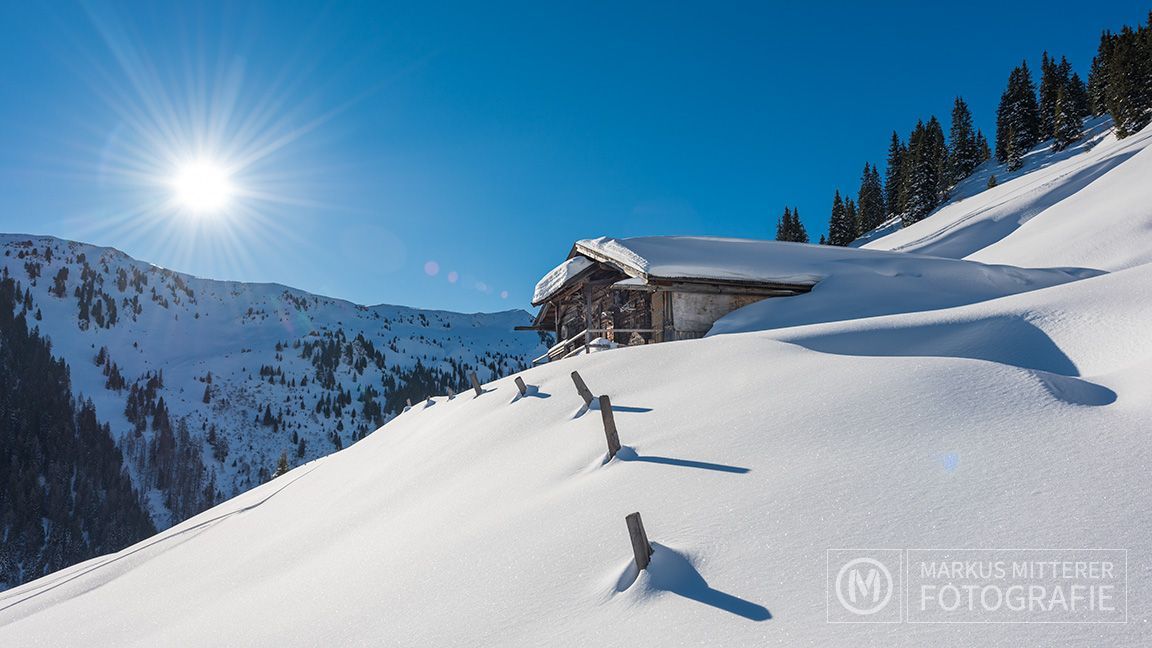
4,122,1152,645
0,234,547,529
864,117,1152,272
1,262,1150,646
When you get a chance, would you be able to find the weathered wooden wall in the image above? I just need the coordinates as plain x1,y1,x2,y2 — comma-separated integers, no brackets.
669,292,767,339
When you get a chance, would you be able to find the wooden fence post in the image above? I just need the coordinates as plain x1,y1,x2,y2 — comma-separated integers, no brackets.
570,371,594,406
600,395,621,459
625,512,653,570
514,376,527,396
469,371,483,397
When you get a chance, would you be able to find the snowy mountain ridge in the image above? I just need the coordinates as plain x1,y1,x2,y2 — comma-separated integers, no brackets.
0,233,546,530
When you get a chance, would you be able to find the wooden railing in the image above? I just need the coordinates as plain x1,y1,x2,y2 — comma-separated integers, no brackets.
531,328,657,364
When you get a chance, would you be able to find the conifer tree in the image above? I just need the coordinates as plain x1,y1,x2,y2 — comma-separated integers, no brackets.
843,198,858,238
827,190,854,246
884,132,907,218
1038,52,1061,138
902,118,948,225
856,162,885,233
1015,61,1042,151
774,207,791,242
949,97,982,182
791,208,809,243
1098,18,1152,137
774,207,809,243
274,452,290,478
975,130,992,163
1053,87,1083,150
1087,32,1112,116
926,116,949,197
996,62,1041,164
1066,71,1090,119
1004,126,1023,171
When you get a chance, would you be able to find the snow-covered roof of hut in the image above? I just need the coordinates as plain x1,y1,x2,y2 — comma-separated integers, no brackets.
531,256,594,305
575,236,839,283
532,235,1093,308
533,236,896,305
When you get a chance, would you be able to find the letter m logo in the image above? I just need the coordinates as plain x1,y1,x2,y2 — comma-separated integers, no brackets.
848,567,882,604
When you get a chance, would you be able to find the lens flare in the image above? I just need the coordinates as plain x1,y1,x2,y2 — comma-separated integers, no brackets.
59,3,368,281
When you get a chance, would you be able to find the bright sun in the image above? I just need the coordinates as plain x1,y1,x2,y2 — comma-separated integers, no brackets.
172,160,234,213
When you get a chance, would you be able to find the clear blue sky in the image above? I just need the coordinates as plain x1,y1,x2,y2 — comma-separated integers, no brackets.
0,1,1145,313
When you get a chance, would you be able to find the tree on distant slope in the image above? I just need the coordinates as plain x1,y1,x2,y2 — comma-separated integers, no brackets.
1093,16,1152,138
856,162,885,234
273,452,290,478
0,277,154,589
774,207,790,241
884,132,907,219
844,198,858,238
1004,126,1022,171
774,207,809,243
827,190,854,246
1053,87,1083,150
790,208,809,243
976,129,991,164
996,61,1041,167
949,97,983,182
1066,70,1090,120
1087,32,1112,116
1041,53,1091,146
902,117,948,225
1039,52,1061,139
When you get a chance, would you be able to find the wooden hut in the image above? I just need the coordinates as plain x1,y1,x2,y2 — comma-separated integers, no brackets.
522,236,819,363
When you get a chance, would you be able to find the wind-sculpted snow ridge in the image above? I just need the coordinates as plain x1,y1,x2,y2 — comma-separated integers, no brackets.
707,254,1094,333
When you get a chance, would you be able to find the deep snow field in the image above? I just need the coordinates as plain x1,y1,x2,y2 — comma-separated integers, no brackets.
2,120,1151,646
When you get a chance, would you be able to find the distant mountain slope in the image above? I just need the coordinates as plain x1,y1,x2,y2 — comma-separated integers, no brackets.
0,277,155,590
0,234,547,538
863,118,1152,271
